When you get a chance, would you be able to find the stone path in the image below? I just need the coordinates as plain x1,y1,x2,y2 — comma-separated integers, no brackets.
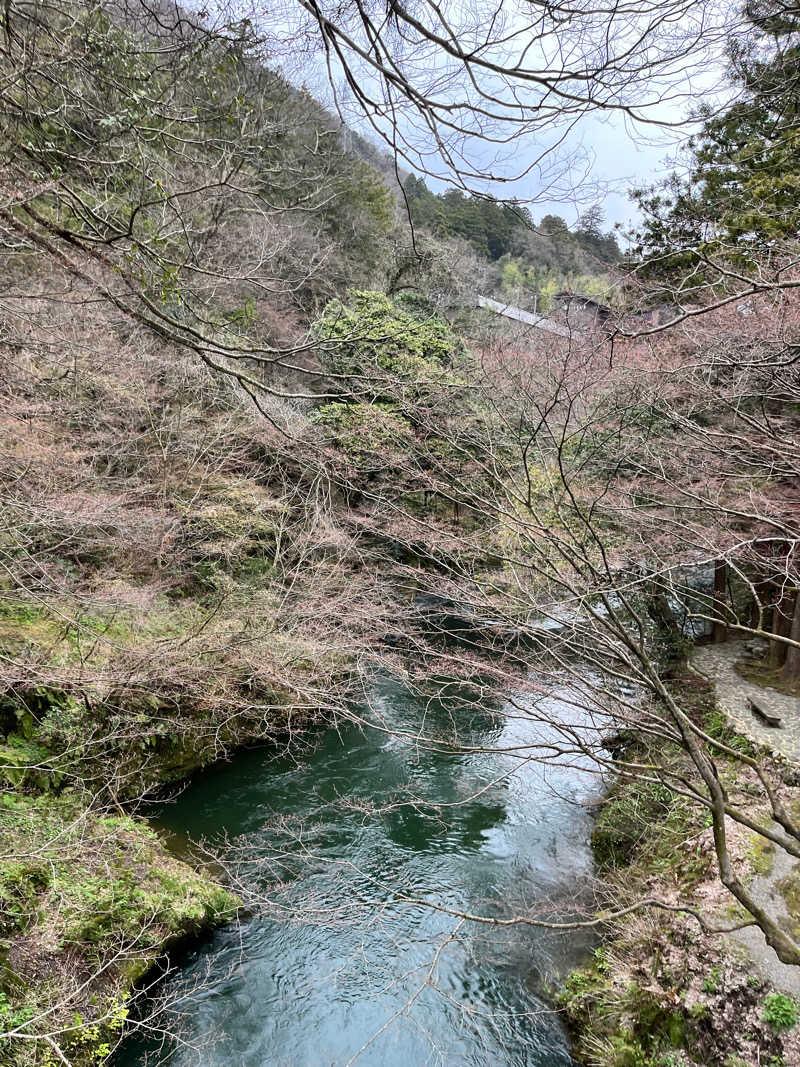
690,642,800,765
691,643,800,994
729,836,800,997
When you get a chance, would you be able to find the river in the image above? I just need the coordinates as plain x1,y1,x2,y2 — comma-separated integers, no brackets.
116,674,605,1066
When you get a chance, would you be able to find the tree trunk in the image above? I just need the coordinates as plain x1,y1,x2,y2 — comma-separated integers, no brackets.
750,572,772,631
712,559,728,644
782,589,800,682
769,584,791,669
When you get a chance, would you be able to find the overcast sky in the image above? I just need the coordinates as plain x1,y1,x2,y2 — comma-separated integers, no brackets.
325,81,704,234
518,111,691,231
260,0,731,233
422,110,693,232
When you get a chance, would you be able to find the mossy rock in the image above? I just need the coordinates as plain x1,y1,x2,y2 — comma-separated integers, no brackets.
777,864,800,937
0,860,51,936
747,833,775,877
0,736,60,791
0,791,239,1066
592,781,680,869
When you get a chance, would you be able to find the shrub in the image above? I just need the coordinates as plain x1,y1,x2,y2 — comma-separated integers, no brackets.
701,965,722,994
762,992,797,1031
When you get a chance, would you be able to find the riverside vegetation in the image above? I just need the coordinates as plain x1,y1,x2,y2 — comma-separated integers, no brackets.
2,1,800,1065
559,673,800,1067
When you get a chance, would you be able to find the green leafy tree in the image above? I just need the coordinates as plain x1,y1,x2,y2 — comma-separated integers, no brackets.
501,259,524,296
312,291,507,516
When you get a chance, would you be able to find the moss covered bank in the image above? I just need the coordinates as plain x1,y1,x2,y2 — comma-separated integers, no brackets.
0,792,237,1067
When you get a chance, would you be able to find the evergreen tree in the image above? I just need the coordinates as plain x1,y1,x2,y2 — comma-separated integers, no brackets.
634,2,800,264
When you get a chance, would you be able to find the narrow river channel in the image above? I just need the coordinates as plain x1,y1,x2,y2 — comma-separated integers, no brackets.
117,675,605,1066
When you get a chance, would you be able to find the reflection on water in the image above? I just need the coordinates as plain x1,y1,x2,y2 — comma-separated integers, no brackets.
116,677,606,1067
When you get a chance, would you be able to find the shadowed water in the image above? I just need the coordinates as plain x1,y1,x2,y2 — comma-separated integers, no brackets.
116,676,605,1066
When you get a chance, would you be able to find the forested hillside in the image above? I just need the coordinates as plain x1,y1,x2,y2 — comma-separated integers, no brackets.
403,176,622,307
1,2,799,1066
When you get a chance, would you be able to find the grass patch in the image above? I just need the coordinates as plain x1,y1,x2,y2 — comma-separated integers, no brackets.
703,707,756,757
560,965,690,1067
591,776,710,889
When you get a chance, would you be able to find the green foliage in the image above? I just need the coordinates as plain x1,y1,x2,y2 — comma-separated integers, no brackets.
0,791,238,1064
500,258,524,295
633,2,800,273
497,254,612,310
403,176,619,316
312,291,476,482
0,992,36,1043
762,993,798,1031
0,854,51,936
0,988,130,1065
701,965,722,994
403,177,524,259
0,791,236,941
0,734,57,791
312,401,412,465
65,996,130,1063
311,291,509,518
61,857,233,946
0,602,60,653
615,984,686,1061
561,967,689,1067
1,0,401,357
593,946,611,974
703,708,755,757
315,290,462,382
403,177,621,267
319,158,395,275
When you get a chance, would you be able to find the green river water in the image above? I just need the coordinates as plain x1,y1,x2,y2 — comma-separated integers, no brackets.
117,674,605,1066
